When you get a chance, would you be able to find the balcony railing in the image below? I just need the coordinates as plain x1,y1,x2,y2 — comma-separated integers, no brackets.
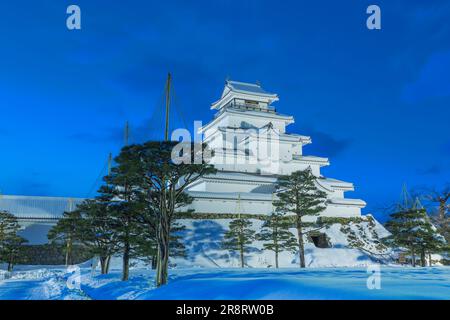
215,102,276,118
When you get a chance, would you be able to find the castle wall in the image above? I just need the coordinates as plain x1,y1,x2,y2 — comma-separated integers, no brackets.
183,195,362,218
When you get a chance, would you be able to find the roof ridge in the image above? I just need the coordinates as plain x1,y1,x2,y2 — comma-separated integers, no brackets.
226,80,261,87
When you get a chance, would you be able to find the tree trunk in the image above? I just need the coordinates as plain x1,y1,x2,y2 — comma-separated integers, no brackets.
275,249,279,269
439,199,446,221
428,252,432,267
7,253,14,272
420,247,426,267
411,247,416,267
296,216,306,268
105,255,111,274
156,213,170,287
65,236,72,266
100,256,106,274
274,233,279,268
122,240,130,281
100,256,111,274
239,240,244,268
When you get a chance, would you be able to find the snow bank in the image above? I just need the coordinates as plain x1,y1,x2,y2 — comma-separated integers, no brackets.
1,265,449,300
138,267,450,300
171,217,392,269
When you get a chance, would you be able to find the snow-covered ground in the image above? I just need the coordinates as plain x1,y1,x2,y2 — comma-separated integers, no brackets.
171,217,393,268
1,265,449,300
0,217,446,300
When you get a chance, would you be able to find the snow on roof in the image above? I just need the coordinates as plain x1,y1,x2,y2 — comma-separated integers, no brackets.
225,80,277,97
319,177,354,189
328,198,366,207
0,195,85,219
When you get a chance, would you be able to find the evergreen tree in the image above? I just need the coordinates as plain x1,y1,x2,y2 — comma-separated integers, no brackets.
257,212,297,268
0,211,27,272
385,208,445,267
273,168,327,268
430,214,449,260
223,218,256,267
48,210,82,266
415,215,446,267
135,141,216,286
75,197,120,274
104,145,146,281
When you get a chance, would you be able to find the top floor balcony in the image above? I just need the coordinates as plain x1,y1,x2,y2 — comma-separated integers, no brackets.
215,101,277,118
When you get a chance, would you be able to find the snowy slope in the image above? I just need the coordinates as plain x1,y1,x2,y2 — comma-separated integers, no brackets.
171,216,393,269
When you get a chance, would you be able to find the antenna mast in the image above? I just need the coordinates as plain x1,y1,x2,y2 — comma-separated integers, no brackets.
108,153,112,176
124,121,129,146
164,73,172,141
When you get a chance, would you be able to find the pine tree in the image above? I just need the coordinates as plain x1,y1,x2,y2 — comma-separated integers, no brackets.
385,208,445,267
257,212,297,268
135,141,216,286
75,197,120,274
415,215,446,267
223,218,256,268
0,211,27,272
48,210,82,266
104,145,146,281
273,168,327,268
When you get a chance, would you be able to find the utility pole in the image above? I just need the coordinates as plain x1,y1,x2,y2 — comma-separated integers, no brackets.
164,73,172,141
108,153,112,176
237,193,241,219
124,121,129,146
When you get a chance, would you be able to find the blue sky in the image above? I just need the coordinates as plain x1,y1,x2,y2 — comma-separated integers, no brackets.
0,1,449,221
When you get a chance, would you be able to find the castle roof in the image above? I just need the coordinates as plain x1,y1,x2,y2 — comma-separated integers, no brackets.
211,80,279,110
224,80,277,98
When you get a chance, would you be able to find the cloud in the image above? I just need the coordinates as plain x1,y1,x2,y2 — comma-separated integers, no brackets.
402,50,450,103
67,128,124,145
288,126,352,158
417,165,443,175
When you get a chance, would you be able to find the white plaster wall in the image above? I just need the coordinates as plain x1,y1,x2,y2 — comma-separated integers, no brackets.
182,197,362,217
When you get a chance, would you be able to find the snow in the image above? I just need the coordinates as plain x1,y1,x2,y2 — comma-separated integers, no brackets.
1,265,449,300
0,267,88,300
170,218,393,268
0,216,446,300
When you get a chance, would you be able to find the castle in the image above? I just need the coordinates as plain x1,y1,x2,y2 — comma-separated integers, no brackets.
184,80,366,218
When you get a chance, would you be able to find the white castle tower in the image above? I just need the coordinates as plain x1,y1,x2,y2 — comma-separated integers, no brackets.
185,80,366,218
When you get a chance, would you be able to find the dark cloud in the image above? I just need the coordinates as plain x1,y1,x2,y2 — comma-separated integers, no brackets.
417,165,443,175
67,129,124,145
402,50,450,103
287,126,352,158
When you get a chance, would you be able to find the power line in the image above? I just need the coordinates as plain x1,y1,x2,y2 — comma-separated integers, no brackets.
85,158,109,198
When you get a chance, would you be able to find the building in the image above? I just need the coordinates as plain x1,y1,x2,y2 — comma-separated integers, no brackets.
0,195,84,244
184,80,366,218
1,80,367,245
